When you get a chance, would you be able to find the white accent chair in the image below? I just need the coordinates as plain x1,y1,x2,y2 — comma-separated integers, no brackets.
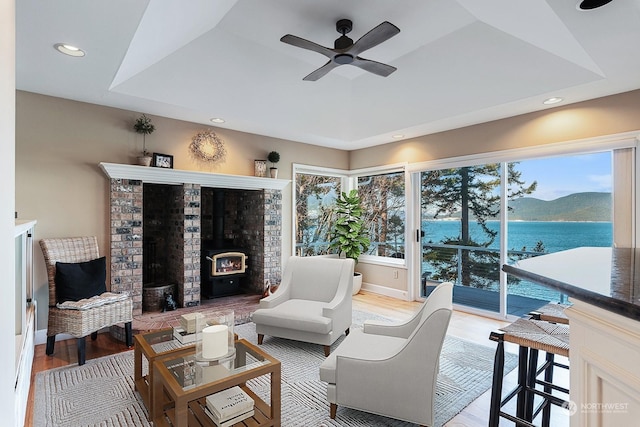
252,256,354,356
319,281,453,426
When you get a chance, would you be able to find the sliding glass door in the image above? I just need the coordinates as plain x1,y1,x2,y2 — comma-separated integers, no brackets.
504,153,612,314
419,151,613,316
419,164,505,313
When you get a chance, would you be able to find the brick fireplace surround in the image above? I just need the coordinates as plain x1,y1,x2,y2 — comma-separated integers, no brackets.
100,163,290,319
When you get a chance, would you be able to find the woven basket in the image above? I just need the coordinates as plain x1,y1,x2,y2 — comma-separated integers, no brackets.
142,284,176,312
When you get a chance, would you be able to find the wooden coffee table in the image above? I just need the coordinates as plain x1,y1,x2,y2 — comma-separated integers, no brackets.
134,328,195,417
152,338,281,427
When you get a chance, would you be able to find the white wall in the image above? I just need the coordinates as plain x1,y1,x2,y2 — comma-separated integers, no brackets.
1,1,17,425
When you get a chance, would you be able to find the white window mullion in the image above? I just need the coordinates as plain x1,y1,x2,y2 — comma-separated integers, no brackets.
613,147,636,248
499,162,509,319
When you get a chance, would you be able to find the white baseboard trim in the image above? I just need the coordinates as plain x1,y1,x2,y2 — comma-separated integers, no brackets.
35,329,75,345
360,282,410,301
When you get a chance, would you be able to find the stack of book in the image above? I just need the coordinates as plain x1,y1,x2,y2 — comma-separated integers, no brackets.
173,313,206,344
204,386,254,427
172,327,196,344
180,312,204,333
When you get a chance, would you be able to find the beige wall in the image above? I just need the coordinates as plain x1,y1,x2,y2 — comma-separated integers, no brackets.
350,89,640,168
15,91,348,329
357,262,409,297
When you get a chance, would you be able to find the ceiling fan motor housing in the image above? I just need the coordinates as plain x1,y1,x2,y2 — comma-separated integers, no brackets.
336,19,353,34
334,19,354,50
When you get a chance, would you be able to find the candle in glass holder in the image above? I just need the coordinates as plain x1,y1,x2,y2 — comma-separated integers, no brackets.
202,324,228,359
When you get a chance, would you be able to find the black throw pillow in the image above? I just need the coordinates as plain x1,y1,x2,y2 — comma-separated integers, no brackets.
55,256,107,303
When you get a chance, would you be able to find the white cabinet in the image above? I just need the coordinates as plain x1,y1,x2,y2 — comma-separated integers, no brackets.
14,220,36,427
566,299,640,427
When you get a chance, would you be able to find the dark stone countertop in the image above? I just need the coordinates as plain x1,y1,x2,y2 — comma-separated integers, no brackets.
502,247,640,321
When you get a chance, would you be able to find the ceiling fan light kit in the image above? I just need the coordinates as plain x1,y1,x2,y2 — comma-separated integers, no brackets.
281,18,400,81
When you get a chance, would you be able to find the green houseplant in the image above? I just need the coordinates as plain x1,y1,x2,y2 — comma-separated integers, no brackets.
133,114,155,166
267,151,280,178
329,189,370,294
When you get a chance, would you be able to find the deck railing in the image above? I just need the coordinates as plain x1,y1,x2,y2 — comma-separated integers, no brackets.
422,242,568,304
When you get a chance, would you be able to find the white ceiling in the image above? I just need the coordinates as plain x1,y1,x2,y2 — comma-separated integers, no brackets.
15,0,640,150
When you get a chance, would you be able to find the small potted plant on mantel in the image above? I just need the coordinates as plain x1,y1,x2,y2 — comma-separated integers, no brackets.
267,151,280,178
329,189,370,295
133,114,155,166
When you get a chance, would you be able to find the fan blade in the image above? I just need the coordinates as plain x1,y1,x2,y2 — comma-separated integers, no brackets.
351,57,397,77
303,60,340,81
350,21,400,56
280,34,335,59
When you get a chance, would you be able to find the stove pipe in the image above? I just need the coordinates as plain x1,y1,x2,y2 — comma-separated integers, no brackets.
212,189,225,248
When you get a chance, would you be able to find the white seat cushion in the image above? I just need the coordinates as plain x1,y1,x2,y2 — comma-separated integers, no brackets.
251,299,332,335
56,291,129,310
319,328,406,384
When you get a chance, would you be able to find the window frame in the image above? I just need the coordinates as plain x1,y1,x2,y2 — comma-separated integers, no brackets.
292,163,410,266
410,131,637,318
292,164,348,258
349,163,409,266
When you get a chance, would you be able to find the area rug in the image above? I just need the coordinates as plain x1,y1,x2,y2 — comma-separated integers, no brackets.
34,311,517,427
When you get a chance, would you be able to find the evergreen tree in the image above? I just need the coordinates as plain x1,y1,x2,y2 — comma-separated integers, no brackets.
295,175,338,256
358,172,405,257
421,163,536,287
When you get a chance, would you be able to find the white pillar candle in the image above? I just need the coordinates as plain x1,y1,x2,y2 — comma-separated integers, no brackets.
202,324,228,359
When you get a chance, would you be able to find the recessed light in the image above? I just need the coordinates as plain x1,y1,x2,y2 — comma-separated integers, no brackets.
543,97,564,105
577,0,614,10
392,134,404,139
210,118,225,124
54,43,85,57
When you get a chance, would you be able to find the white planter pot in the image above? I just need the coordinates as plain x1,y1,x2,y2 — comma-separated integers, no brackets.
352,272,363,295
137,155,152,167
270,168,278,178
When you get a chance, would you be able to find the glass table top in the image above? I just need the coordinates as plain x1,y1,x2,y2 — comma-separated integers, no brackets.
161,340,273,390
139,328,193,355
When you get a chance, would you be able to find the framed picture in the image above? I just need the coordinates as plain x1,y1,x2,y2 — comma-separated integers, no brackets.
153,153,174,169
254,159,267,177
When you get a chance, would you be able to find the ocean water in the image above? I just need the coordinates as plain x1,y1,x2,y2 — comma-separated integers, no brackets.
421,220,613,304
423,220,613,252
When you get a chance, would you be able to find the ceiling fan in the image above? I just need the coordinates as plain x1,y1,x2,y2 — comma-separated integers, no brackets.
281,19,400,81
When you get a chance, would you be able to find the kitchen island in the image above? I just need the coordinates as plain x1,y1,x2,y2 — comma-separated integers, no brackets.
503,247,640,426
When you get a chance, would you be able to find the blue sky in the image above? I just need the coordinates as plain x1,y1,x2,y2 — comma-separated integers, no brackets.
513,152,612,201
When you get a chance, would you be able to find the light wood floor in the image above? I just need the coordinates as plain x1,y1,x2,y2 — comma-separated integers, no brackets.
25,291,569,427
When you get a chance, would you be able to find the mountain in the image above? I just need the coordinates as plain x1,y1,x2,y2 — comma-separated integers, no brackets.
508,192,611,221
432,192,612,222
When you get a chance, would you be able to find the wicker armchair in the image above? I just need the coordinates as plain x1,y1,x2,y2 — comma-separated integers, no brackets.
40,236,133,365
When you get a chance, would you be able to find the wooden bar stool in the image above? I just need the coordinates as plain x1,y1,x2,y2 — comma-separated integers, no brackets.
489,318,570,427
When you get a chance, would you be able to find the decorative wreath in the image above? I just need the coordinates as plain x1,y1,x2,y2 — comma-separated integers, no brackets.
189,130,226,163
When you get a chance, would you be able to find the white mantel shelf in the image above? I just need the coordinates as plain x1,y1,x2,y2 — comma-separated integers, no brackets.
100,162,290,191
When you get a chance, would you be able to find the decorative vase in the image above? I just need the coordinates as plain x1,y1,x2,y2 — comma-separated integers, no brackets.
137,155,152,167
352,272,363,295
270,167,278,178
